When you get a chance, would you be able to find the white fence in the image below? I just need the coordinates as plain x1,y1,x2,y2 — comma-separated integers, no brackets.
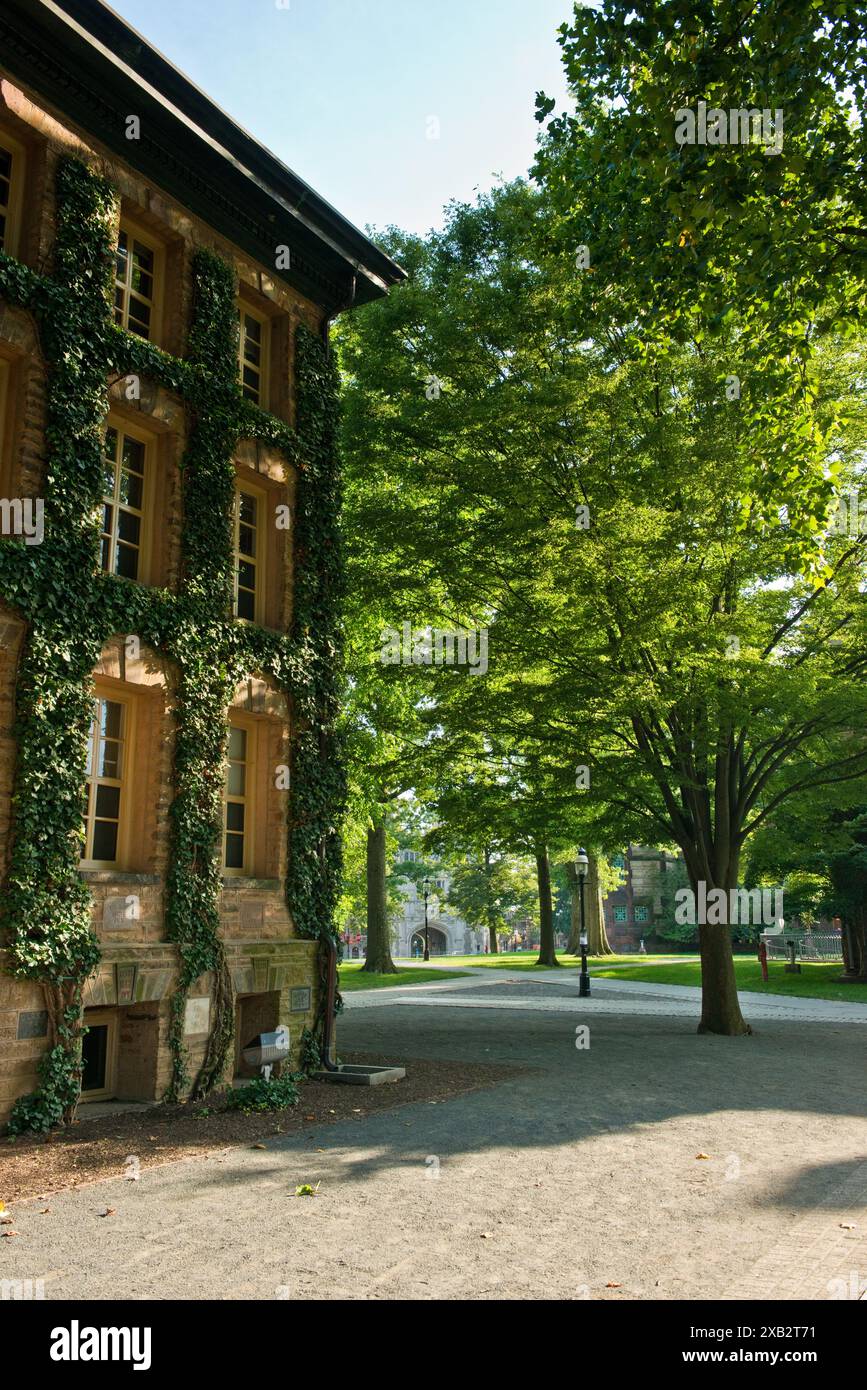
761,931,844,962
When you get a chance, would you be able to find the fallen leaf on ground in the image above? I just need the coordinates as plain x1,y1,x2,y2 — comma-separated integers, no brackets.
1,1230,19,1237
295,1183,320,1197
480,1232,493,1239
605,1282,622,1288
303,1115,316,1121
840,1222,856,1229
252,1144,267,1150
695,1153,711,1160
98,1208,116,1218
39,1208,51,1215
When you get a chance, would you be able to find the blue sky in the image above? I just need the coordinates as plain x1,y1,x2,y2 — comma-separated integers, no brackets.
109,0,573,238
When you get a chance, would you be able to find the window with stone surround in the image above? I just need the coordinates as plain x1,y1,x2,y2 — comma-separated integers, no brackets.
223,719,255,873
0,133,24,256
612,906,628,923
232,482,264,622
115,220,162,341
82,694,132,867
237,303,270,408
633,904,650,923
100,420,151,582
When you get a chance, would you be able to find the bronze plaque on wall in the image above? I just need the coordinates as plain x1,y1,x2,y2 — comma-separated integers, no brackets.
239,901,264,931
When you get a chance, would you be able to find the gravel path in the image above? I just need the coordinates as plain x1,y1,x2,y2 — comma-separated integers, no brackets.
2,974,865,1300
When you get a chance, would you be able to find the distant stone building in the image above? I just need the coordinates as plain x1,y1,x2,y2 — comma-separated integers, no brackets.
393,851,486,957
602,846,681,951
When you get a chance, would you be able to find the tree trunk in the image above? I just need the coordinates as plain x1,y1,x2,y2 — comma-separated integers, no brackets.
697,922,750,1034
361,819,397,973
535,844,560,967
676,843,751,1035
586,853,613,955
488,923,499,954
842,907,867,981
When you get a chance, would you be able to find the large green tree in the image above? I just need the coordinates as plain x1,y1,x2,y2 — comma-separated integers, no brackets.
337,177,867,1033
534,0,867,563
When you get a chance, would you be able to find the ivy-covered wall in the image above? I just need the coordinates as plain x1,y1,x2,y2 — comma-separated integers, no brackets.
0,156,344,1132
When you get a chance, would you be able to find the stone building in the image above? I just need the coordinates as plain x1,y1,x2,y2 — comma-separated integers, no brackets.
392,852,486,957
0,0,402,1123
602,846,681,952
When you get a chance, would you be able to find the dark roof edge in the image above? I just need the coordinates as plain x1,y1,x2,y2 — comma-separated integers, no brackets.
8,0,406,302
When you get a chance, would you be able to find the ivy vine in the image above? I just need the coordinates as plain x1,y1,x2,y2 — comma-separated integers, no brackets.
0,155,344,1132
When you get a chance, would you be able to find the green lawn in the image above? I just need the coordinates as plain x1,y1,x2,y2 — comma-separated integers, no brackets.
592,957,867,1004
409,950,698,971
338,964,470,991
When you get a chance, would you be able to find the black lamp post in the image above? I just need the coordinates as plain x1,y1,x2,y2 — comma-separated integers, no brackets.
576,849,590,997
422,877,431,961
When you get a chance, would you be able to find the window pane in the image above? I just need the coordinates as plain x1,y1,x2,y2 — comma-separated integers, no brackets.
227,762,246,797
94,784,120,819
115,543,139,581
238,523,255,558
236,588,255,621
101,701,123,740
128,303,152,338
226,801,245,833
237,560,256,590
92,819,119,862
98,740,121,778
239,492,257,525
132,239,154,274
117,510,141,545
118,471,143,509
227,726,246,761
224,833,244,869
122,437,145,474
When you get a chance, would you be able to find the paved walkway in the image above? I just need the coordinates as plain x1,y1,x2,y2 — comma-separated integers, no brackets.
3,969,866,1300
346,966,867,1025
